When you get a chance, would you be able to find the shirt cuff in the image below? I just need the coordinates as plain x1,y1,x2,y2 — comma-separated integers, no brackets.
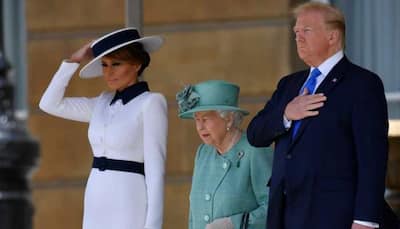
283,115,292,130
353,220,379,228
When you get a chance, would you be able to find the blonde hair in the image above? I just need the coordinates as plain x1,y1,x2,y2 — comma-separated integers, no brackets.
293,2,346,48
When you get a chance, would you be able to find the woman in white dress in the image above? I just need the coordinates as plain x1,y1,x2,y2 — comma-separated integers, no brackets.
39,28,168,229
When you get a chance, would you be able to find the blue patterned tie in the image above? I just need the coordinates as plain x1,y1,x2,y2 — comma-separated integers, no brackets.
292,68,321,138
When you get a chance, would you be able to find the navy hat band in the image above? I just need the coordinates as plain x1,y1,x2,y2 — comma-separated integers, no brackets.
92,29,141,57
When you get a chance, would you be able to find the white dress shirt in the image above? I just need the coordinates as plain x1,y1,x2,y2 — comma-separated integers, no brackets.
284,50,344,128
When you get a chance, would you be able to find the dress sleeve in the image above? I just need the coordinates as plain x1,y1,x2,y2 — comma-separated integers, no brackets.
230,146,273,229
248,147,273,227
39,61,98,123
142,93,168,229
188,209,193,229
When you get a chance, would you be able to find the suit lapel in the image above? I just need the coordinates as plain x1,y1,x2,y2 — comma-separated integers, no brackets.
289,57,350,147
315,57,348,95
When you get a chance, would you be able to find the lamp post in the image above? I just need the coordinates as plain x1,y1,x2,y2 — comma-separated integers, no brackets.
0,52,39,229
0,51,39,229
0,0,40,228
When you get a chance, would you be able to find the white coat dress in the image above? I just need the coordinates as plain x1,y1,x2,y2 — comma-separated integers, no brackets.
39,61,168,229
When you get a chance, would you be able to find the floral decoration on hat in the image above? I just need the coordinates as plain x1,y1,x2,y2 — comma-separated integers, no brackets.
176,85,200,113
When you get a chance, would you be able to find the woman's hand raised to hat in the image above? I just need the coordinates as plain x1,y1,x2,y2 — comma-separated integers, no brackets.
68,41,94,64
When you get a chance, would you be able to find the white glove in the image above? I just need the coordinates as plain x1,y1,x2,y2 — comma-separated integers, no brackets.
205,217,234,229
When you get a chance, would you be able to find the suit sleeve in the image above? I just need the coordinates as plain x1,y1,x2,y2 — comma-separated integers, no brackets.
352,73,388,223
143,93,168,229
247,78,289,147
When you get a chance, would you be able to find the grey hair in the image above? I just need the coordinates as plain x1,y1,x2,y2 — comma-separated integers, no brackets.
217,110,244,129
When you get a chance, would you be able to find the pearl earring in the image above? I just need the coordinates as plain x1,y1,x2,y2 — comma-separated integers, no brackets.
226,127,230,131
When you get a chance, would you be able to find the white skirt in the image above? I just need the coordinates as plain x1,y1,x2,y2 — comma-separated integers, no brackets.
82,169,147,229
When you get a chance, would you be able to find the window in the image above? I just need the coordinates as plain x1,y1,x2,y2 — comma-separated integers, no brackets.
332,0,400,119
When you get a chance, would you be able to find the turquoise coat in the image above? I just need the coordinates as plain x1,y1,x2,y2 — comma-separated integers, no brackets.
189,133,273,229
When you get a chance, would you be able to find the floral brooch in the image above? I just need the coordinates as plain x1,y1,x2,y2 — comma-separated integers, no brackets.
176,85,200,113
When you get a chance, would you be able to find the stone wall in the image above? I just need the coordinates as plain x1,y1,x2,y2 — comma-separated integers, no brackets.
26,1,292,228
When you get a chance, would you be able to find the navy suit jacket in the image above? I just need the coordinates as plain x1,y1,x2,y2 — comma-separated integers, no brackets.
247,57,399,229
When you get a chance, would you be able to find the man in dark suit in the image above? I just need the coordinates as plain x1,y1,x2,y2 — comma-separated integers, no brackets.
247,2,399,229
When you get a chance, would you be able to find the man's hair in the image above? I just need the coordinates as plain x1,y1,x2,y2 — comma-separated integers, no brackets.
293,2,346,48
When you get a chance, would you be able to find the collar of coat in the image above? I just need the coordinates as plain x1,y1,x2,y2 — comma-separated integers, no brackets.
110,81,150,105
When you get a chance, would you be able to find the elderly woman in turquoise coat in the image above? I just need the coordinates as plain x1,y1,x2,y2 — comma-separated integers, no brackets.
176,80,273,229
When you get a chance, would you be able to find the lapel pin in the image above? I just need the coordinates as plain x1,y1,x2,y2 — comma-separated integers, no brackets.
332,78,338,83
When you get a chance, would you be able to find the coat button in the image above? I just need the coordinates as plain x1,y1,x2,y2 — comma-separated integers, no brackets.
286,154,292,159
204,215,210,222
222,162,228,169
205,194,211,201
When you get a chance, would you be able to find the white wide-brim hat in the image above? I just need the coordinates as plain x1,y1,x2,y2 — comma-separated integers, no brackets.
79,27,163,78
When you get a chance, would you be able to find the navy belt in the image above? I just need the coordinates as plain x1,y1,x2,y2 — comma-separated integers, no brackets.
92,157,145,175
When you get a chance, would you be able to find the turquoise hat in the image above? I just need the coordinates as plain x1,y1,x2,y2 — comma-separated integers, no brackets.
176,80,249,119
